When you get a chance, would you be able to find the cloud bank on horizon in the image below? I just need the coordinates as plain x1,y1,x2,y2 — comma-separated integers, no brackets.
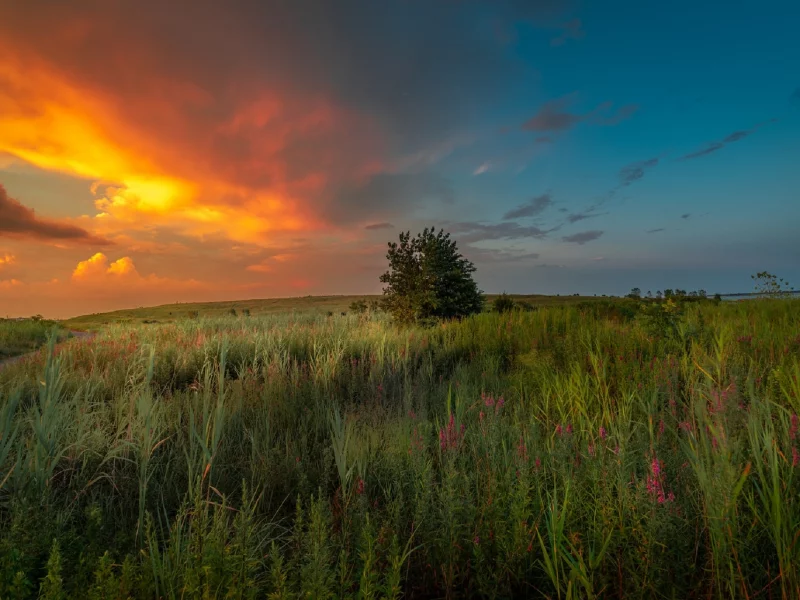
0,0,799,317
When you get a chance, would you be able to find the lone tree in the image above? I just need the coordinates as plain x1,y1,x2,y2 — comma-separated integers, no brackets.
380,228,484,324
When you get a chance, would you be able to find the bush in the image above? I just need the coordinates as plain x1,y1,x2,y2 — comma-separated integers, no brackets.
493,293,515,314
349,299,368,314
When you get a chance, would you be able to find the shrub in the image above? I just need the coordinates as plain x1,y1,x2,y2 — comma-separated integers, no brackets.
493,293,515,314
349,300,368,314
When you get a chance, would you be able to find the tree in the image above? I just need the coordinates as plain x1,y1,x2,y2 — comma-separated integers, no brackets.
493,292,515,314
380,228,484,324
751,271,794,298
627,287,641,299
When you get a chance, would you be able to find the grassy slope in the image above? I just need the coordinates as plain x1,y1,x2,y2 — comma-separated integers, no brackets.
62,293,604,329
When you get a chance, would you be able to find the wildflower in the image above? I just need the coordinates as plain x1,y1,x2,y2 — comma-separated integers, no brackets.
651,457,661,476
479,410,485,423
483,392,494,408
408,410,417,420
495,396,505,412
599,426,607,440
566,423,572,435
439,414,464,452
555,424,563,436
356,478,365,495
473,535,480,546
535,456,541,470
658,419,665,437
791,414,798,441
516,436,528,462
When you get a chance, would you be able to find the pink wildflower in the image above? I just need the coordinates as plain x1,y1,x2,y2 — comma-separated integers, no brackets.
566,423,573,435
473,535,480,546
599,426,607,440
535,456,541,470
356,478,365,495
439,414,464,452
555,424,563,436
791,414,798,441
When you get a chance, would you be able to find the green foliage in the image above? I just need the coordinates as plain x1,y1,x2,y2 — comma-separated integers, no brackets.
638,297,684,338
0,321,64,360
349,299,368,314
752,270,794,298
40,540,65,600
493,292,516,314
380,228,484,324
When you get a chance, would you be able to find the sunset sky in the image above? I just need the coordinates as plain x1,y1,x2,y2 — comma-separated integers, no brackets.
1,0,799,318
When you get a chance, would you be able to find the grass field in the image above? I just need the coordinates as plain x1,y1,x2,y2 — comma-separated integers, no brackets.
61,294,603,330
1,298,799,598
0,319,67,361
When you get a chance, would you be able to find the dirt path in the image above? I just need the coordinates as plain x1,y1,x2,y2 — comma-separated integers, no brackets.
0,330,96,371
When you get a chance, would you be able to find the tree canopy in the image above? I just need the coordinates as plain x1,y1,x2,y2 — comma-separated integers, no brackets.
379,228,483,324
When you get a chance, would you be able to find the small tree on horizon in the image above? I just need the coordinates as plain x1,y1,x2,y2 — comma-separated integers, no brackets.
380,228,484,324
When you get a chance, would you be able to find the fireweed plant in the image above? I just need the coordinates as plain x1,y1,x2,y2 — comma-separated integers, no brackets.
0,299,798,598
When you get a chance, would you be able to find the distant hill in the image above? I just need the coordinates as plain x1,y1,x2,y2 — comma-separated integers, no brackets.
62,294,606,329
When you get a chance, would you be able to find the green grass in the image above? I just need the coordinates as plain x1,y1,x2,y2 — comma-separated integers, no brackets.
0,319,66,360
61,294,604,330
0,298,798,598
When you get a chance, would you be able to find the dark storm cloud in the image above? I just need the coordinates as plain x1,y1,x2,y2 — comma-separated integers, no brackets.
331,172,453,224
502,194,553,219
1,0,573,166
364,222,394,230
681,213,691,220
522,95,638,133
618,158,659,186
562,230,603,244
0,184,110,245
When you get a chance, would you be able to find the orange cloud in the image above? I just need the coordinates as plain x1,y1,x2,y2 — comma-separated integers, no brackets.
0,254,14,268
0,29,384,247
72,253,140,280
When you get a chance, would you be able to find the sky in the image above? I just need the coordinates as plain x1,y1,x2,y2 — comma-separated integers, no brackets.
1,0,799,318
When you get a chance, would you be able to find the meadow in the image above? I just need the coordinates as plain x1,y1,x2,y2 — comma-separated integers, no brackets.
60,294,601,330
0,319,67,362
0,298,799,598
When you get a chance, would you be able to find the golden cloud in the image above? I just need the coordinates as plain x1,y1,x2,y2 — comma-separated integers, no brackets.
0,36,384,247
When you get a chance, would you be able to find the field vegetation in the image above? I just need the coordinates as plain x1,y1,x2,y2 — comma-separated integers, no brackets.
1,296,799,598
0,318,67,361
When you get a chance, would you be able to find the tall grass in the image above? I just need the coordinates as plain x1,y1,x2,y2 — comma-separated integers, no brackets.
0,301,798,597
